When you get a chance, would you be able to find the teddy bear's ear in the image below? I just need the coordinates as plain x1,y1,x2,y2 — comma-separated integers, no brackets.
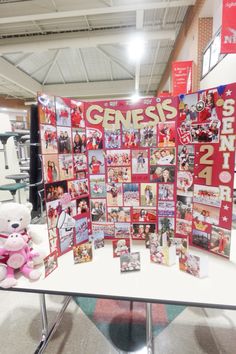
25,202,33,212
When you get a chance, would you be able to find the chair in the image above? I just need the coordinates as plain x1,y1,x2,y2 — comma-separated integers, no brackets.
0,182,27,203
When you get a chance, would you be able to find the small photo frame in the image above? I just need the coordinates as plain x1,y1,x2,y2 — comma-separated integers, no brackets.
44,251,58,278
120,252,141,272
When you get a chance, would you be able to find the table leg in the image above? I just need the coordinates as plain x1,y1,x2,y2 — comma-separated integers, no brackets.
146,303,154,354
34,295,72,354
3,144,9,169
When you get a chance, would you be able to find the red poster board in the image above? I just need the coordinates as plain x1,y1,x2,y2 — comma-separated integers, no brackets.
221,0,236,54
172,61,193,96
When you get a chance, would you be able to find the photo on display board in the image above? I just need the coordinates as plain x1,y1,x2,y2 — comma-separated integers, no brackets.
198,90,218,123
132,207,157,223
43,155,60,183
112,238,130,257
158,122,175,147
74,218,89,245
58,227,74,254
107,207,130,222
71,101,85,128
55,97,71,127
114,223,131,239
192,229,210,250
176,195,193,221
68,179,89,199
179,93,198,123
76,196,90,215
73,242,93,264
88,150,105,174
46,199,62,229
40,125,58,154
72,128,87,154
176,219,192,237
178,145,195,172
73,154,87,177
106,149,130,166
90,175,106,198
140,183,157,207
45,180,68,202
106,182,123,206
86,127,103,149
44,251,58,278
150,165,175,182
132,223,156,241
140,126,157,147
193,184,221,207
158,184,174,200
210,226,231,258
92,222,115,239
123,183,139,207
48,228,58,254
90,199,106,222
158,217,175,241
104,129,121,148
38,94,56,125
131,149,149,174
150,147,176,165
57,126,72,154
122,128,140,148
107,166,131,183
120,252,141,272
193,202,220,226
177,171,194,196
158,201,175,217
92,231,105,249
190,122,220,143
59,154,74,180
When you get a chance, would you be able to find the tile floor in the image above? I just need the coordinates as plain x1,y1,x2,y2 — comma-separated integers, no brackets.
0,291,236,354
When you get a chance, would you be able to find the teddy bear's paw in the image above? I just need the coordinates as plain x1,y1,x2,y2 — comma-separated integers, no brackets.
0,264,7,282
29,269,41,281
0,277,17,288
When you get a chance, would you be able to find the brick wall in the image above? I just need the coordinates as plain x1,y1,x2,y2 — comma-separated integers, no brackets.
197,17,213,87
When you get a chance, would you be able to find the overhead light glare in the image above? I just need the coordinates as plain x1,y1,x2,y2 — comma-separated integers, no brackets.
127,34,145,62
131,92,141,103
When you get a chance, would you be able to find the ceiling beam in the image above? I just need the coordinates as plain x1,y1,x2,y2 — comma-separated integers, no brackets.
135,9,144,93
0,29,176,54
0,57,41,95
0,1,196,25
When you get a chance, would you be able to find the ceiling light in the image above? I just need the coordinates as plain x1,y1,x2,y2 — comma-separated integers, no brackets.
131,92,141,103
127,34,145,62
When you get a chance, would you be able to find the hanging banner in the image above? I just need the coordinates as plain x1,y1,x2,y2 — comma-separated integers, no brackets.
172,61,193,96
221,0,236,54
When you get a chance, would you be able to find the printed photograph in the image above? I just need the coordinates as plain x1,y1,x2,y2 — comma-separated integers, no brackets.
76,196,90,215
176,219,192,237
179,254,201,277
106,149,130,166
193,202,220,226
132,207,157,222
59,154,74,180
43,154,60,183
86,127,103,149
68,179,89,199
150,165,175,182
150,245,171,265
176,195,193,221
74,154,87,176
40,125,58,154
140,183,157,207
198,90,219,123
107,166,131,183
113,238,130,257
48,228,58,254
106,183,123,206
105,129,121,148
179,93,198,123
108,207,130,222
93,231,105,249
193,185,221,207
44,251,58,278
46,199,62,229
120,252,141,272
90,175,106,198
55,97,71,126
45,181,67,202
74,217,89,245
178,145,194,172
57,127,72,153
90,199,106,222
72,128,86,153
58,227,74,254
132,223,156,242
123,183,139,207
169,237,188,257
210,226,231,258
150,148,175,165
88,150,105,174
115,223,131,239
71,101,85,128
192,229,210,250
158,217,175,240
38,94,56,125
132,149,149,174
158,184,174,200
158,201,175,217
177,171,193,196
140,126,157,147
92,223,115,239
190,121,220,143
158,122,175,147
73,242,93,264
122,128,139,148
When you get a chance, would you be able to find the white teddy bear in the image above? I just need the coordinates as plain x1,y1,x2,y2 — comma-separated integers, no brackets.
0,202,46,282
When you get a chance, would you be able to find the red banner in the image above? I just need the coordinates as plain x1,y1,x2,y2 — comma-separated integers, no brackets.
172,61,193,96
221,0,236,53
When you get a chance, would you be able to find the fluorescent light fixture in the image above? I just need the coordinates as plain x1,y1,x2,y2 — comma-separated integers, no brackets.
127,34,145,62
131,91,141,103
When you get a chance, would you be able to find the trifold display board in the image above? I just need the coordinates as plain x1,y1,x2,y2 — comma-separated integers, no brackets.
38,83,236,277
